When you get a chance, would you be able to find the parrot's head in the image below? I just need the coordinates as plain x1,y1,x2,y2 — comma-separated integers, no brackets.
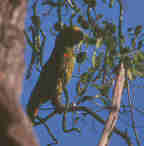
56,26,84,48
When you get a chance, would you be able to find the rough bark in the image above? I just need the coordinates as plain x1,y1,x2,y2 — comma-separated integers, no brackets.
0,0,39,145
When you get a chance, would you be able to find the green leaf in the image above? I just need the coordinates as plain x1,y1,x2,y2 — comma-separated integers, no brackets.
99,97,110,105
90,83,101,89
135,63,144,73
133,54,139,64
103,22,116,34
92,51,96,68
106,55,113,68
132,66,144,78
88,67,96,73
76,52,87,64
137,40,143,49
127,68,133,80
120,47,130,55
85,35,97,46
104,35,117,51
137,52,144,62
92,52,103,69
131,38,136,48
80,72,91,83
96,38,103,48
120,35,125,44
109,0,115,8
123,56,133,68
100,84,110,96
135,25,143,36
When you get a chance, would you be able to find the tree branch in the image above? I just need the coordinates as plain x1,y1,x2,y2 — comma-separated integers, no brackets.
98,63,126,146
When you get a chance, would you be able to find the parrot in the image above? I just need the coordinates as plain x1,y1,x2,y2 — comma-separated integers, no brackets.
26,26,84,124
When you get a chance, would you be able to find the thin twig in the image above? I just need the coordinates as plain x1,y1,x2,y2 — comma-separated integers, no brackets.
127,82,141,146
62,88,80,133
37,117,58,145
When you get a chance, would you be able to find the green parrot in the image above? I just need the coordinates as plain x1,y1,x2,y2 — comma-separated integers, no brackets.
26,26,84,123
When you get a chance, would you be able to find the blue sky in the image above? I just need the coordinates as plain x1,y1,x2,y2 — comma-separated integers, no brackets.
22,0,144,145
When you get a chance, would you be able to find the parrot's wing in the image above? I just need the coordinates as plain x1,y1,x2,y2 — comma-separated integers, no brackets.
30,55,57,105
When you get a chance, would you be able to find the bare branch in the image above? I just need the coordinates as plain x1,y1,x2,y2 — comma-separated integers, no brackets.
127,83,141,146
98,63,125,146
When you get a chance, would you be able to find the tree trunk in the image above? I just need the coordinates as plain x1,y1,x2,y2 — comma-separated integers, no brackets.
0,0,39,145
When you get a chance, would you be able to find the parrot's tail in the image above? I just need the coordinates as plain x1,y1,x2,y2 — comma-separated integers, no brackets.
26,96,40,123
